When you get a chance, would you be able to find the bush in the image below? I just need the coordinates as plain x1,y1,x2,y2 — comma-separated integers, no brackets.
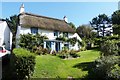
11,48,36,80
51,50,57,56
80,40,87,51
100,40,119,56
32,46,50,55
42,48,50,55
32,46,43,55
19,33,48,52
109,66,120,79
92,56,118,80
69,49,80,58
58,49,69,59
57,48,80,59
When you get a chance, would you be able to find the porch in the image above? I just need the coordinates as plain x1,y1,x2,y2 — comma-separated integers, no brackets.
44,39,69,52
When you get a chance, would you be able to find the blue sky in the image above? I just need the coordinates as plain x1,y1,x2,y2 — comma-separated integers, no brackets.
1,2,118,27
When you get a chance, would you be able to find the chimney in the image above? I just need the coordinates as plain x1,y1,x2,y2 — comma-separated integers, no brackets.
63,16,68,23
20,3,25,14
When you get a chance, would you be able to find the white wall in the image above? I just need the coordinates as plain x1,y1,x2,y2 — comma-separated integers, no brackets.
38,29,56,40
0,21,12,50
20,27,31,34
68,33,74,38
0,22,4,46
69,42,79,51
19,27,76,41
19,27,56,40
17,26,81,51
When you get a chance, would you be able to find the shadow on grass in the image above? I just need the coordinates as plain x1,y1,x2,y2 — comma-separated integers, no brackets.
89,47,100,51
73,62,97,80
73,62,95,71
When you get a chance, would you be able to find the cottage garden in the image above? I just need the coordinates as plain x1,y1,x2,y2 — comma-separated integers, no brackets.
3,9,120,80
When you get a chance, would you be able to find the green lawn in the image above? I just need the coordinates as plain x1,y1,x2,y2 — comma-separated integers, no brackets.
32,49,100,78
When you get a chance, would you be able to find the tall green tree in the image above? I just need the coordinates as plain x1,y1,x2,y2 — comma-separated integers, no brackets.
112,10,120,25
90,14,112,37
6,15,19,50
111,10,120,35
112,25,120,35
76,25,93,38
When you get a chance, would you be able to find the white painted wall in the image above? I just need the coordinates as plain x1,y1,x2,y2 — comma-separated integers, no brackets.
38,29,56,40
18,27,78,41
16,26,82,51
0,21,12,50
68,33,74,38
20,27,31,34
69,42,79,51
68,33,81,50
17,27,57,40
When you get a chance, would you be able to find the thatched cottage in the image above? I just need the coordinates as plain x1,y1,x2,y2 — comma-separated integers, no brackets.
16,4,82,51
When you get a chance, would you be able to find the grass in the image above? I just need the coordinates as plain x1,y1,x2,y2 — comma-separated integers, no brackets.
32,49,100,78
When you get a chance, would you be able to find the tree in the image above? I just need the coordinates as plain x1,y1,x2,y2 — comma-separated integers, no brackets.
112,10,120,25
68,22,76,30
112,25,120,35
76,25,93,38
90,14,112,37
6,15,19,50
111,10,120,35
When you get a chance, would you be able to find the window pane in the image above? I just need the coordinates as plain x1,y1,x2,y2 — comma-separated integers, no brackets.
46,41,51,49
0,47,3,50
31,27,38,34
54,31,58,36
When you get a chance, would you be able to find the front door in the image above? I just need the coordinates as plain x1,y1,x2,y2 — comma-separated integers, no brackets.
55,42,60,52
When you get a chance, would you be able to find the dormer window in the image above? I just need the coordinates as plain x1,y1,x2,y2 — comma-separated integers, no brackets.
54,31,58,37
31,27,38,34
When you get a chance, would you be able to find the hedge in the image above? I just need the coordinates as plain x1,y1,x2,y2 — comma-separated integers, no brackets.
11,48,36,80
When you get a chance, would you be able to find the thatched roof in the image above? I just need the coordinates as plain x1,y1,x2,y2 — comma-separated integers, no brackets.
19,12,75,33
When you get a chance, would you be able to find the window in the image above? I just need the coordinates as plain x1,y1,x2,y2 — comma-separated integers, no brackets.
63,32,68,37
46,41,51,49
0,47,3,51
54,31,58,36
31,27,38,34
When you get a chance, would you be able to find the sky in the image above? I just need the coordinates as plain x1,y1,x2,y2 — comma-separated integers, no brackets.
1,2,119,27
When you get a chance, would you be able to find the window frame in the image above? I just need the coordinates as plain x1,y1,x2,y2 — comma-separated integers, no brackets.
31,27,38,34
54,30,58,37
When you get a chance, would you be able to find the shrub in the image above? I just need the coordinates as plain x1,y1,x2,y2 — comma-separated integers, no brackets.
67,37,77,46
57,49,80,59
109,66,120,79
69,49,80,58
100,40,119,56
80,40,87,51
19,33,48,52
11,48,36,80
33,46,43,55
92,39,120,80
93,56,118,80
58,50,69,59
32,46,50,55
51,50,57,56
42,48,50,54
